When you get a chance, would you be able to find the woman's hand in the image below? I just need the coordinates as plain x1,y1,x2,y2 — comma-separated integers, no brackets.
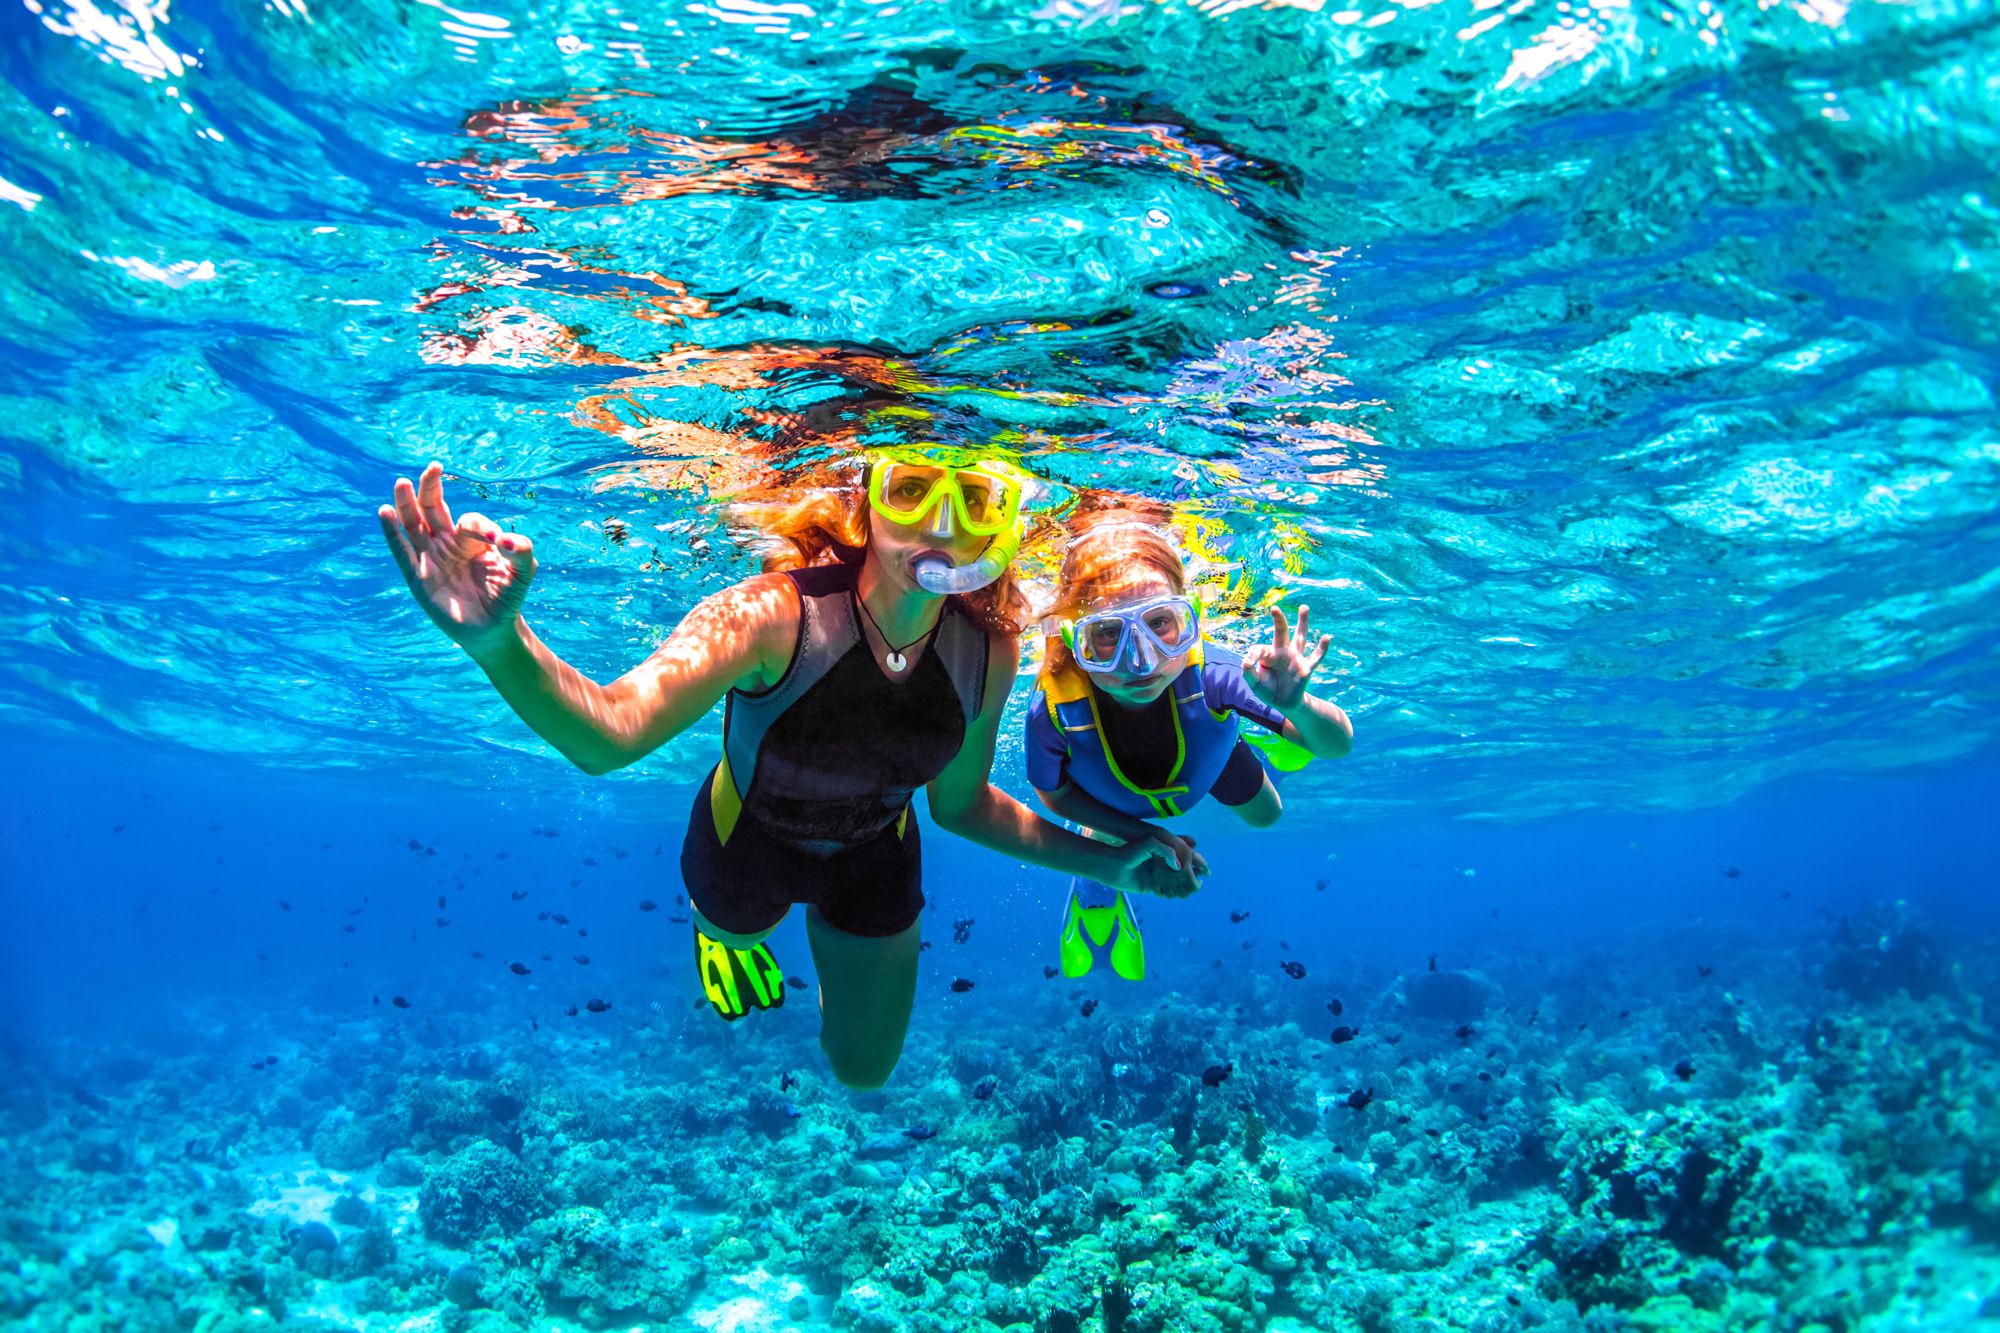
1243,605,1332,712
378,462,536,658
1105,830,1207,899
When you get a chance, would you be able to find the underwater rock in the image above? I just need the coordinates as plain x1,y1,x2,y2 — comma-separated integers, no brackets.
523,1206,703,1326
444,1259,486,1309
402,1078,531,1153
1392,968,1499,1022
69,1134,132,1175
1821,900,1950,1000
309,1109,400,1171
418,1139,549,1246
1742,1151,1866,1245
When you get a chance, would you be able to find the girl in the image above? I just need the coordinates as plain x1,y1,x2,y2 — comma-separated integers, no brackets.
379,454,1194,1088
1026,511,1354,981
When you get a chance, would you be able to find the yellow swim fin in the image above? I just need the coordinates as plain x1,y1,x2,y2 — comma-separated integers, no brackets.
695,925,786,1021
1057,887,1145,982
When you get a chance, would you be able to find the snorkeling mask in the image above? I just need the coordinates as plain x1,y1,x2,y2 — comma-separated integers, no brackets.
1062,594,1199,676
865,449,1029,595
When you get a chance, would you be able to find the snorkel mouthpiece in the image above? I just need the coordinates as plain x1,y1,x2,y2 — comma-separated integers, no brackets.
912,521,1023,595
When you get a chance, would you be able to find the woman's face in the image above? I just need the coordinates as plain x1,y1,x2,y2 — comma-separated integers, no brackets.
1078,566,1189,707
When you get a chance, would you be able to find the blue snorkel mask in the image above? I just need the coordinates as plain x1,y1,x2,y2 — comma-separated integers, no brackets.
1062,594,1199,676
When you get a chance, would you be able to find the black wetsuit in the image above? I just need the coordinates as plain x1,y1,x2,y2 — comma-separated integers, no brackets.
681,554,988,937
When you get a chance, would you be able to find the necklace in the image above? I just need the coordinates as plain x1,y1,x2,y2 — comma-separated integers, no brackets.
853,589,937,673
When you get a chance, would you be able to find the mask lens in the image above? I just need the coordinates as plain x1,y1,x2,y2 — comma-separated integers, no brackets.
1143,601,1196,652
954,469,1014,534
878,464,945,519
1078,618,1127,667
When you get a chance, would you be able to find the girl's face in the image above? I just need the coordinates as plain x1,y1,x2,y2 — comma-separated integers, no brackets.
1079,566,1190,707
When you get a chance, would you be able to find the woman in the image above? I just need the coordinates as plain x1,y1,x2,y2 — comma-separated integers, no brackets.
1026,510,1355,982
378,453,1195,1089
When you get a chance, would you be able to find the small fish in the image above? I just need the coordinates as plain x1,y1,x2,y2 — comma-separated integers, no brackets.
1314,878,1328,891
1698,964,1714,978
1454,1024,1475,1041
1229,910,1251,924
348,906,365,916
566,1005,579,1016
639,900,658,912
1043,965,1058,979
1201,1062,1233,1088
511,891,529,901
972,1077,997,1101
1327,998,1344,1016
780,1072,798,1092
1330,1026,1360,1044
1079,999,1099,1017
950,978,975,993
1344,1087,1375,1111
510,962,532,976
392,996,411,1009
1280,961,1306,981
1673,1058,1696,1081
783,1103,802,1119
371,994,379,1005
669,914,689,925
531,1018,539,1032
953,917,975,944
786,975,807,989
342,924,355,934
436,917,450,927
585,998,612,1013
471,950,485,959
437,896,447,909
1722,867,1741,879
552,914,570,926
1428,953,1438,972
903,1124,937,1141
278,900,291,911
582,857,597,867
574,955,591,965
1385,1033,1403,1045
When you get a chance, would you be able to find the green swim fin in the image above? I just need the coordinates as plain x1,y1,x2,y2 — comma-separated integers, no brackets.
1057,887,1145,982
695,925,786,1021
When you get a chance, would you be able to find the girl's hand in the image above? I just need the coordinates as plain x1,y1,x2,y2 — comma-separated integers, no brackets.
1243,605,1331,712
378,461,536,658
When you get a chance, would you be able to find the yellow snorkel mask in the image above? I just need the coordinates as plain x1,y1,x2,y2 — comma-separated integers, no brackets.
864,447,1031,594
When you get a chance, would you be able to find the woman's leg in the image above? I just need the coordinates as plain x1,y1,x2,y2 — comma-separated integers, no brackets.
804,905,921,1090
690,905,785,949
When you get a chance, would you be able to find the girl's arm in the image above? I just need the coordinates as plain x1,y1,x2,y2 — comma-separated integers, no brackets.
1275,692,1354,759
466,575,796,776
927,635,1198,894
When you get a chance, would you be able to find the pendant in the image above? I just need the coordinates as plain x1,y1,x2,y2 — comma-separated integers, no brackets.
885,651,907,672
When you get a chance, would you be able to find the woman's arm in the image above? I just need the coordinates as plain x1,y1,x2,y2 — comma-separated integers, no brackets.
466,575,796,776
928,635,1197,893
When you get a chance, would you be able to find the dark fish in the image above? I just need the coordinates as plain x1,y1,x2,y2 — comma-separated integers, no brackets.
496,851,508,860
952,917,975,944
1080,999,1099,1017
1229,910,1251,924
972,1077,997,1101
407,839,421,851
278,900,291,911
585,998,612,1013
639,900,658,912
1698,964,1714,977
903,1124,937,1141
538,911,550,922
950,978,975,993
786,976,807,989
509,962,532,976
552,914,570,926
471,950,485,959
540,953,552,962
348,906,365,916
582,857,597,867
531,1019,539,1032
371,994,380,1005
566,1005,579,1016
1043,965,1058,979
669,914,689,925
1673,1058,1696,1081
1428,953,1438,972
578,928,587,937
1396,1114,1412,1125
780,1072,798,1092
392,996,411,1009
342,924,355,934
437,896,447,909
1201,1062,1233,1088
1327,998,1344,1016
574,955,591,965
1281,961,1306,980
1723,867,1741,878
1314,878,1328,891
1385,1033,1403,1045
1455,1025,1474,1041
511,890,529,901
436,917,450,927
1344,1087,1375,1111
1330,1026,1360,1044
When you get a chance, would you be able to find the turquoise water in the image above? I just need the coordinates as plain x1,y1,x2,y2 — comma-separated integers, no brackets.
3,0,1999,1329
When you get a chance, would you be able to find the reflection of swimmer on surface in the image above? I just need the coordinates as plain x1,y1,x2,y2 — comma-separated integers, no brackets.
1026,505,1354,983
377,452,1197,1089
